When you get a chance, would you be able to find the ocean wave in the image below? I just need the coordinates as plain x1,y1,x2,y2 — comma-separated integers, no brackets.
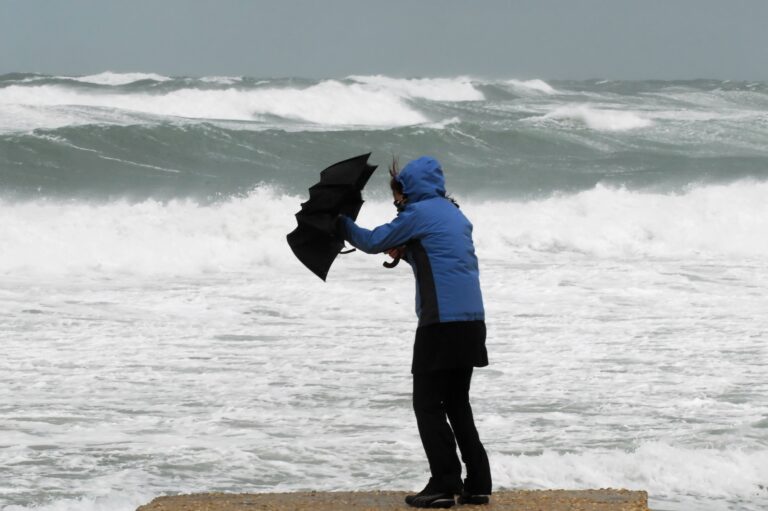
3,120,768,201
72,71,173,85
0,187,299,277
197,75,242,85
0,80,427,128
1,74,766,137
472,181,768,259
1,492,152,511
538,105,653,131
2,75,767,200
493,443,768,511
347,75,484,101
0,103,155,133
3,444,765,511
2,181,767,278
0,74,494,131
506,79,557,94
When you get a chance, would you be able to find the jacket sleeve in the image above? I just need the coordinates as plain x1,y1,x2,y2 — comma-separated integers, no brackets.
340,208,419,254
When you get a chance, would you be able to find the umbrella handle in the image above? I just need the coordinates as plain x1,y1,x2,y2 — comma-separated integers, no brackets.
383,256,401,269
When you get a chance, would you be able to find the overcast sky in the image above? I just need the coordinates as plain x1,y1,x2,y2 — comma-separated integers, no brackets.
2,0,766,80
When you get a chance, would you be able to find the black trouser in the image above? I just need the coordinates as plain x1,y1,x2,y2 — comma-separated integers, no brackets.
412,367,492,495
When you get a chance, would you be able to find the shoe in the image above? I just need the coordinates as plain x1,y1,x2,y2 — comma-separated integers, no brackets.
457,491,490,505
405,492,455,508
405,483,456,508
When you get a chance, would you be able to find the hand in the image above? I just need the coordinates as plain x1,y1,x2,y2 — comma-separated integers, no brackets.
334,214,348,239
385,245,406,259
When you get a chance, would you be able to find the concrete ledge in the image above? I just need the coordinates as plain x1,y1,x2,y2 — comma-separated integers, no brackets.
136,489,649,511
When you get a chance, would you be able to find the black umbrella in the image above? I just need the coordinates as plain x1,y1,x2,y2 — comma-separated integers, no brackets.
287,153,378,281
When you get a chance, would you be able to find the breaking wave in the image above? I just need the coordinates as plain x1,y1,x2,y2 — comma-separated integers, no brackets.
3,72,768,511
2,181,767,278
538,105,653,131
0,74,488,132
72,71,173,85
494,443,768,511
347,75,484,101
1,73,767,200
473,180,768,259
3,443,765,511
0,80,427,127
506,79,557,94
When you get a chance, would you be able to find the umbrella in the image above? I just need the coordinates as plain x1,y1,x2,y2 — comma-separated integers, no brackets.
287,153,378,280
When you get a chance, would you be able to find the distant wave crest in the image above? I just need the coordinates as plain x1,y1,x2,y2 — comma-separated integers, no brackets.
348,75,484,101
0,78,442,128
506,78,557,94
539,105,653,131
73,71,173,85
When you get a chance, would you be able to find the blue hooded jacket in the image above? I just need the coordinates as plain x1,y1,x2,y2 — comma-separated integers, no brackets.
340,156,485,326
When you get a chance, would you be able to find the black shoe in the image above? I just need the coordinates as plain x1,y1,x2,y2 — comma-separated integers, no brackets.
405,484,456,508
405,492,455,508
457,491,490,505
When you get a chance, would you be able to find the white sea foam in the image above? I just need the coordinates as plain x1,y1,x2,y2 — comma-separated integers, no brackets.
2,181,767,278
348,75,484,101
506,79,557,94
472,181,768,259
649,108,764,123
197,75,242,85
2,491,153,511
72,72,172,85
0,187,298,277
493,444,768,510
0,104,149,133
540,105,653,131
2,183,767,511
422,116,461,129
2,445,764,511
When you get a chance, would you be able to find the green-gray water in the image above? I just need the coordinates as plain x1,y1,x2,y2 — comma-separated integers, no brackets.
2,73,767,200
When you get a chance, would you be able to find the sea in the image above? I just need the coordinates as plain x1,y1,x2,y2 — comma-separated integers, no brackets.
1,72,767,511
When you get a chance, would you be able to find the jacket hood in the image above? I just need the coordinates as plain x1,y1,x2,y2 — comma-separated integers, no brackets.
397,156,446,203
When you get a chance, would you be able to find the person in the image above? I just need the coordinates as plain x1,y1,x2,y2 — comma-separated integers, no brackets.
337,156,492,509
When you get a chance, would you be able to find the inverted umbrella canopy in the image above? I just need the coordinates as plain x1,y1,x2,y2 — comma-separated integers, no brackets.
287,153,378,280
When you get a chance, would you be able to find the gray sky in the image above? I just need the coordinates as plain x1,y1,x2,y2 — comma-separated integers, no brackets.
2,0,767,80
